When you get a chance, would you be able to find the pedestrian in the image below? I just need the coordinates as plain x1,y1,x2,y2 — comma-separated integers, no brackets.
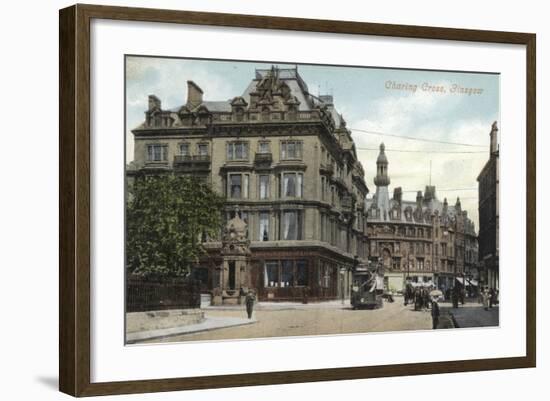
452,286,459,308
245,290,256,319
423,288,430,310
482,287,490,311
489,288,496,308
431,298,440,329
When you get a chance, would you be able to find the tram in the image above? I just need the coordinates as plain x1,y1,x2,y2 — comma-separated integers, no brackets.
350,261,385,309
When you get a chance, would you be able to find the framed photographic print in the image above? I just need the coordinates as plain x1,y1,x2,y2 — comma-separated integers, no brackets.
59,4,536,397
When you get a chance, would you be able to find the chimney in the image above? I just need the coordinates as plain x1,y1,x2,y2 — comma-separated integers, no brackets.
393,187,402,204
186,80,204,109
490,121,498,154
148,95,161,111
424,185,436,202
319,95,334,106
416,191,423,209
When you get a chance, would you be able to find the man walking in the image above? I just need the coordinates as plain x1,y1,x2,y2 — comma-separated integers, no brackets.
245,290,256,319
431,298,440,329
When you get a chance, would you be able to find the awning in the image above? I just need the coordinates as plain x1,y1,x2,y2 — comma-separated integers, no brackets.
456,277,478,286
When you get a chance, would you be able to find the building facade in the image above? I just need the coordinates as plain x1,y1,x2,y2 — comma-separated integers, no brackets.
129,66,370,302
477,122,499,290
366,144,478,293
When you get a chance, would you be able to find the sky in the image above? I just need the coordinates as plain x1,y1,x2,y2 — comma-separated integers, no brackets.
126,56,500,230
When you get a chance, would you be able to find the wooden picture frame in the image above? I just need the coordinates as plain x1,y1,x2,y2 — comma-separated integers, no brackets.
59,3,536,397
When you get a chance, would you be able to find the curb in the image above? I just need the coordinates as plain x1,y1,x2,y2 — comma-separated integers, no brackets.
126,317,257,344
449,312,459,328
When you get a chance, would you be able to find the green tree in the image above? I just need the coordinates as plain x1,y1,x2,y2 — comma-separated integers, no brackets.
126,174,224,277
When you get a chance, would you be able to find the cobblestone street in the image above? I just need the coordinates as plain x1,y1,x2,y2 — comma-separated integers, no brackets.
144,298,434,343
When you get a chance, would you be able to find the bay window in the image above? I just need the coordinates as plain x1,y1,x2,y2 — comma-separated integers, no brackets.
229,173,249,199
281,210,303,240
282,172,303,198
259,212,270,241
259,175,270,199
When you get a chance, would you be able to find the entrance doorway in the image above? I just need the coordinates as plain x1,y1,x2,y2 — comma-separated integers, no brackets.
228,261,236,290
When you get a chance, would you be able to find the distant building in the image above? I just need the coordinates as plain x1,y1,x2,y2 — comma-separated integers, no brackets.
129,66,370,303
366,143,478,293
477,122,499,290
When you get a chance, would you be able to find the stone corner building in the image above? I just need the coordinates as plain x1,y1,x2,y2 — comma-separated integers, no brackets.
129,66,370,303
366,143,479,293
477,122,499,290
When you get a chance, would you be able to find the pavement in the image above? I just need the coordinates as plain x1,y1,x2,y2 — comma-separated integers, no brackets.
205,300,348,311
126,316,256,344
140,299,433,344
439,301,499,328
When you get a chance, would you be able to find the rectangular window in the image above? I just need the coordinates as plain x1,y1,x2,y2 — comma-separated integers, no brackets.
282,172,303,198
259,175,270,199
227,142,249,160
229,174,249,199
243,174,249,198
281,211,302,240
229,174,242,198
259,212,269,241
281,141,303,160
197,143,208,156
146,144,168,162
281,260,294,287
296,260,308,286
265,261,279,287
179,143,190,156
258,141,270,154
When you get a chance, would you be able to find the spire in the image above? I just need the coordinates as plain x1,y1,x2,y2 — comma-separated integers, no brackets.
373,143,390,216
374,143,390,187
455,196,462,212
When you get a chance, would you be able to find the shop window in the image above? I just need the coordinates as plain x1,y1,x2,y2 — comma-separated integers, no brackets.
281,260,294,287
296,260,308,286
265,261,279,287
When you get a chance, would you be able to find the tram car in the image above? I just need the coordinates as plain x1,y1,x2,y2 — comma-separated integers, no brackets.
350,261,385,309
